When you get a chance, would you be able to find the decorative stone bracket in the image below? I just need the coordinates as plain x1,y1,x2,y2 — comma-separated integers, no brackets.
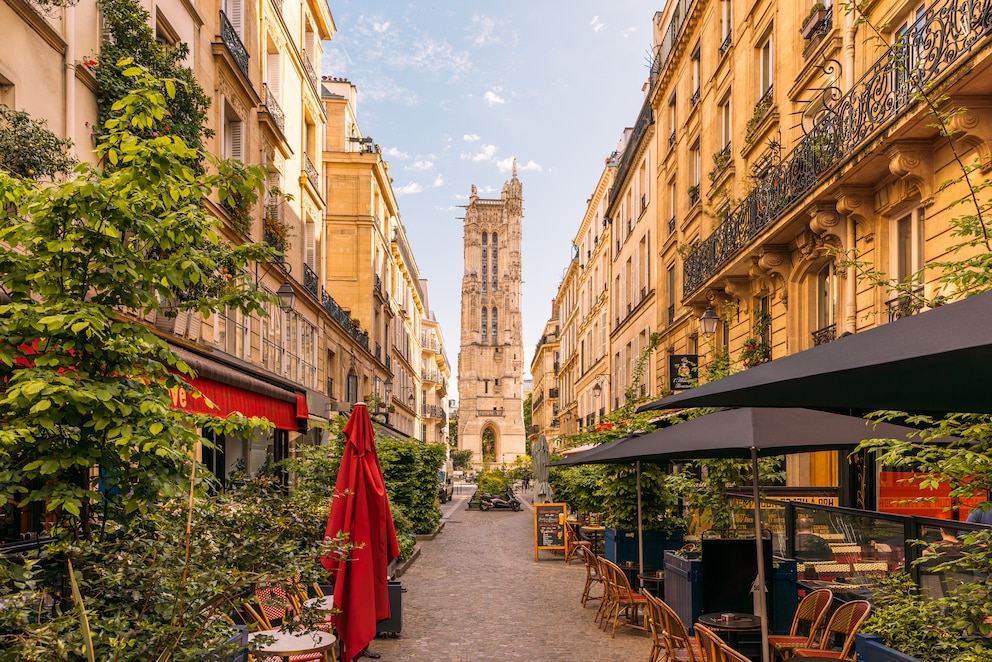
947,97,992,173
885,139,934,205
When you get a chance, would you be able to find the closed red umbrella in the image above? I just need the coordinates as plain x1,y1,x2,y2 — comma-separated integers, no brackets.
321,403,399,661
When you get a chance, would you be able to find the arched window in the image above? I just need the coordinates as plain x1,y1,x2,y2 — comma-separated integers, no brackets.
481,232,488,293
481,307,488,342
482,427,496,464
491,307,498,344
491,233,498,291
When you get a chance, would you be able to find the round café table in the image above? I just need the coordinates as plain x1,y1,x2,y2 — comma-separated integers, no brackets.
638,570,664,595
697,612,761,651
249,628,337,662
303,595,335,612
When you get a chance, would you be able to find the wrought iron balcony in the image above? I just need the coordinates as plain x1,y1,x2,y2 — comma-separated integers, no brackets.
476,407,505,417
261,83,285,135
375,273,382,292
608,100,653,206
301,50,319,93
220,11,249,78
549,387,559,399
691,88,700,107
669,131,677,147
321,286,369,350
304,153,319,192
668,217,677,235
668,304,676,325
887,288,926,322
302,263,319,299
684,0,992,296
719,30,733,57
688,186,700,206
812,323,836,346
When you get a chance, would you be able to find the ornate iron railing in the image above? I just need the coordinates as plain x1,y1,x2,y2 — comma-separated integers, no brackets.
684,0,992,295
321,286,369,349
668,304,676,325
812,323,837,346
669,130,677,147
609,100,654,205
669,216,677,235
549,387,559,399
691,88,700,106
303,153,319,191
719,30,733,57
688,186,700,206
301,50,319,93
887,287,926,321
804,8,834,47
302,263,319,299
262,83,285,134
374,273,382,291
220,11,249,78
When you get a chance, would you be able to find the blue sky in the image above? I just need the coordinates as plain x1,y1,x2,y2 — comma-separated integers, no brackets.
321,2,659,400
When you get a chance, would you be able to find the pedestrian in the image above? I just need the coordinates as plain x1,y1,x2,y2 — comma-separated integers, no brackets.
967,502,992,525
521,476,530,491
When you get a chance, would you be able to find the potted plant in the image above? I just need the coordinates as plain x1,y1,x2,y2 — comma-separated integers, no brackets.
801,3,828,39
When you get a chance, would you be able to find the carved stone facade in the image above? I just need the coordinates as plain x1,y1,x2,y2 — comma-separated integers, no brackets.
458,164,527,468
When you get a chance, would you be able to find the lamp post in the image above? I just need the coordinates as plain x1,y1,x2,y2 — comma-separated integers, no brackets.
699,305,719,336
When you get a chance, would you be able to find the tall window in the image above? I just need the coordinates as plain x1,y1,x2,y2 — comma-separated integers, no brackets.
691,43,701,104
721,0,732,42
690,138,701,197
720,96,732,149
260,298,284,374
759,34,774,97
893,207,925,283
481,307,488,342
218,306,250,360
894,4,927,98
491,232,499,291
225,0,243,37
491,307,498,344
223,100,243,161
816,262,836,332
266,49,280,102
346,370,358,403
481,232,488,294
667,264,677,324
668,94,677,145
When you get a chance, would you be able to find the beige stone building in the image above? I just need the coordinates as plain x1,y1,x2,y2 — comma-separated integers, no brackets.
2,0,450,508
528,310,560,450
535,0,992,501
457,167,527,467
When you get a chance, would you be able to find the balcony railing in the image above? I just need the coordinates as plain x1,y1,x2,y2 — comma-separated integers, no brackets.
302,263,319,299
812,323,837,346
669,131,677,147
684,0,992,295
688,186,700,207
549,387,559,399
719,30,733,57
301,50,319,93
303,153,320,192
690,88,700,107
219,11,249,78
887,288,926,322
668,304,676,325
375,273,382,292
422,404,445,419
668,217,677,235
608,100,653,206
320,287,369,349
261,83,285,134
477,408,505,417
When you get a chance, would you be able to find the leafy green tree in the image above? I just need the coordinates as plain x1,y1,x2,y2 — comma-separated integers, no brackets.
447,408,459,448
0,107,76,179
450,448,473,471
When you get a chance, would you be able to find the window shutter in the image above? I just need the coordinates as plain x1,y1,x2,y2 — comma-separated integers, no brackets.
305,221,316,269
267,53,280,98
229,121,243,161
228,0,243,35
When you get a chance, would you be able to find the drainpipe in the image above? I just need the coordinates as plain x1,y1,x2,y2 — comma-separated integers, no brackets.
64,4,76,152
844,3,856,91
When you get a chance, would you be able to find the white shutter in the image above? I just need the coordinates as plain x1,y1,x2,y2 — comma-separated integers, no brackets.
229,120,243,161
305,221,316,269
266,53,280,98
228,0,243,36
174,310,190,337
187,312,201,341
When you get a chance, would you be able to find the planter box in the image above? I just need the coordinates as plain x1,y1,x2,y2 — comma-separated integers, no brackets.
603,527,684,571
855,634,923,662
801,9,827,39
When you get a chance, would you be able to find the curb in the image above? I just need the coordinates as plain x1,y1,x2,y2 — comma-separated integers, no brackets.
414,521,445,541
393,547,421,579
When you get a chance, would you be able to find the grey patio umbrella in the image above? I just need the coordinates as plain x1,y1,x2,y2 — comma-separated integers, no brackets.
556,407,949,662
532,435,554,504
636,290,992,415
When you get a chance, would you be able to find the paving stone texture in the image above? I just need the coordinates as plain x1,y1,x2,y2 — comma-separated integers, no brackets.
367,484,652,661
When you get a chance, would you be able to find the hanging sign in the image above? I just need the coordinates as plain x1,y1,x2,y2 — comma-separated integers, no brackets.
669,354,699,391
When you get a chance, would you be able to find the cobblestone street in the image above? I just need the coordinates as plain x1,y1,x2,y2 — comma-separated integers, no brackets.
368,484,651,661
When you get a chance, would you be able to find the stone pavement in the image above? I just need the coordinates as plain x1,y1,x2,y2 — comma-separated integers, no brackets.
367,483,652,661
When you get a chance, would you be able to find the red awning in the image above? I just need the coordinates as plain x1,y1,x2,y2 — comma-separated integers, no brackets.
172,374,303,431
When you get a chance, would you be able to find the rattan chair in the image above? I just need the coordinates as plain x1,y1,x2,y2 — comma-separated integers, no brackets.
600,558,649,637
566,523,593,564
792,600,871,660
575,545,604,607
642,590,668,662
768,588,833,660
695,622,729,662
656,596,701,662
243,583,336,662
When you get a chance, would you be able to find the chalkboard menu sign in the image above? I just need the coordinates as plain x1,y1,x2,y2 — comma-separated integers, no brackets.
533,502,567,561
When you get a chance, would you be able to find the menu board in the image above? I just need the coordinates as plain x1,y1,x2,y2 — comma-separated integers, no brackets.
533,503,567,561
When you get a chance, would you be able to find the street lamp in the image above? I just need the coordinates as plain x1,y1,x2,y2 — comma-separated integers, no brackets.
699,305,720,336
276,281,296,311
592,381,603,399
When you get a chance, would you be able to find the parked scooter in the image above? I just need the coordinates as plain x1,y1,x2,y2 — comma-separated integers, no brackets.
479,487,522,512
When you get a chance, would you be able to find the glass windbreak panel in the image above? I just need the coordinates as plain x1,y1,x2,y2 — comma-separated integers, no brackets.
914,520,984,600
723,497,789,558
792,505,905,596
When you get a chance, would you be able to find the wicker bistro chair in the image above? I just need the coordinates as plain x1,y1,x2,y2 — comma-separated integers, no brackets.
768,588,834,660
243,583,337,662
600,558,650,637
695,622,729,662
566,523,593,564
792,600,871,661
575,545,604,607
656,596,702,662
642,590,669,662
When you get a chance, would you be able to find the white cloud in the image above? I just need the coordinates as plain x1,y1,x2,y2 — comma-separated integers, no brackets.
591,16,607,33
463,134,481,142
472,15,499,47
384,147,409,160
409,159,434,171
349,15,472,79
395,182,424,195
373,21,390,33
432,175,444,187
483,90,506,106
461,144,498,162
496,158,543,173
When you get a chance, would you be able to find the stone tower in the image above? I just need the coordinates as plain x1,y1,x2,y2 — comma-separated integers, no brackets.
458,163,526,468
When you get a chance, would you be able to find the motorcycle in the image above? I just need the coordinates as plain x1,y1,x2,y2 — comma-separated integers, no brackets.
479,487,522,512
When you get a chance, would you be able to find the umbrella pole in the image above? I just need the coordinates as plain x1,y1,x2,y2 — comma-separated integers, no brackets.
752,448,770,662
636,461,644,587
